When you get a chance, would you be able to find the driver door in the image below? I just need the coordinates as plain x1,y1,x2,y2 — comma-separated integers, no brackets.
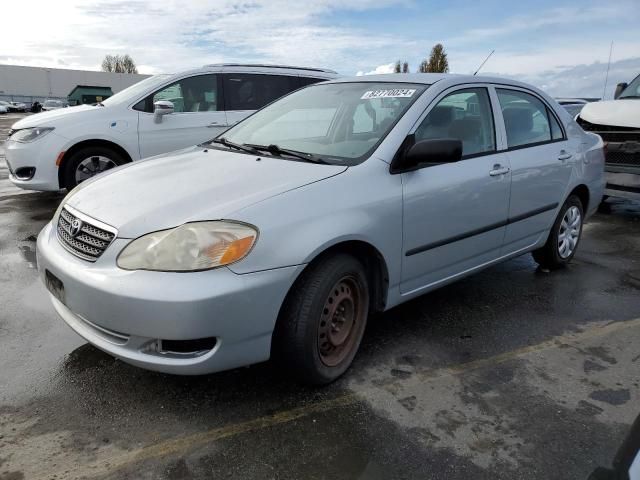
400,86,511,294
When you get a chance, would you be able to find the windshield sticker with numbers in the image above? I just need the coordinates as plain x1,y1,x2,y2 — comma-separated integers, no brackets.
361,89,416,100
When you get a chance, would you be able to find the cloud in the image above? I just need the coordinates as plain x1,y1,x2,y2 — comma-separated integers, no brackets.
356,63,396,76
0,0,408,74
506,57,640,99
0,0,637,101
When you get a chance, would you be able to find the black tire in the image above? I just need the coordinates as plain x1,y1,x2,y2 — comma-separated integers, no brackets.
273,254,370,385
532,195,584,269
62,146,126,190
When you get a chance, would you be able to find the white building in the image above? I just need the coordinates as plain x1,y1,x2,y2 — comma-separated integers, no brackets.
0,64,150,104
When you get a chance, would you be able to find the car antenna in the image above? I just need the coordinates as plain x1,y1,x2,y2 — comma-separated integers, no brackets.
601,41,614,100
473,50,495,76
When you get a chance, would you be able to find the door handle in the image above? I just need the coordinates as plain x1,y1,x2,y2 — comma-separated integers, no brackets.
207,122,228,128
558,150,573,161
489,165,510,177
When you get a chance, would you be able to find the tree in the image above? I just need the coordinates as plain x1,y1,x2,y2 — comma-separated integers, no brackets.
394,60,410,74
418,43,449,73
101,54,138,74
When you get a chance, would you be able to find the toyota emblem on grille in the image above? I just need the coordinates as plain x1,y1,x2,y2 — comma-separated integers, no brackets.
70,219,83,237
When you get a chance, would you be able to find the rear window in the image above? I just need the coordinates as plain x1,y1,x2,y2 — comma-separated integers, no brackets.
222,74,297,111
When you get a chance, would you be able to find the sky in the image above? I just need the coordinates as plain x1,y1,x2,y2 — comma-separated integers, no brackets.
1,0,638,99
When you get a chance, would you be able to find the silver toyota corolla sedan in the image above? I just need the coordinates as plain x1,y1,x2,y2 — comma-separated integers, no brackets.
37,74,605,384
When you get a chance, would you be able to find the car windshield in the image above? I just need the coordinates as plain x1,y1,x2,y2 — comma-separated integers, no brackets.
220,82,427,164
101,74,172,106
44,100,62,107
619,74,640,99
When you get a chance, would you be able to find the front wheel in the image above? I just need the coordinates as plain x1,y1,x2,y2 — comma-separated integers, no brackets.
532,195,584,269
62,146,126,190
274,254,370,385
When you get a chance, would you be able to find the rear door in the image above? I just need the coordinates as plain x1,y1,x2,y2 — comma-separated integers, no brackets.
222,74,302,128
495,87,573,254
137,74,227,158
400,86,512,294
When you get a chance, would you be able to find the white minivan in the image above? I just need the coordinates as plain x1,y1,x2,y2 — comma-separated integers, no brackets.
5,64,338,191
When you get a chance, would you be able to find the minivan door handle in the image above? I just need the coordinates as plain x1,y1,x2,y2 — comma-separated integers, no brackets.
558,150,573,161
207,122,228,128
489,165,510,177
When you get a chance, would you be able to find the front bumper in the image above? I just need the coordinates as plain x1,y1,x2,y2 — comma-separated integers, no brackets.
5,133,66,191
605,170,640,201
37,221,302,375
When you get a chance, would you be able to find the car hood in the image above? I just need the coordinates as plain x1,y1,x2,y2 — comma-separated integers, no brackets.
12,105,96,129
578,99,640,128
65,146,348,238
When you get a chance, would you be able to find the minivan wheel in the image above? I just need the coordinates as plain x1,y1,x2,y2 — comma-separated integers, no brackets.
274,254,369,385
532,195,584,269
62,146,126,190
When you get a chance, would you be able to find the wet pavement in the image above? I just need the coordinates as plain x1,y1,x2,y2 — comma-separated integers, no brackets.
1,113,639,479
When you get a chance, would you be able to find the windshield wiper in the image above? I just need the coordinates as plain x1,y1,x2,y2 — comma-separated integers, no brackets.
619,95,640,99
245,144,329,164
211,137,260,155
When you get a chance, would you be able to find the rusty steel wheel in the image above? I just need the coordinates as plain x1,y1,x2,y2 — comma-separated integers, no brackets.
273,253,370,384
317,275,366,367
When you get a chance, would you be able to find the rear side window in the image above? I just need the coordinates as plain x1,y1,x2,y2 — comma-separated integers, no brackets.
223,74,296,111
414,87,496,157
549,112,564,140
497,89,562,148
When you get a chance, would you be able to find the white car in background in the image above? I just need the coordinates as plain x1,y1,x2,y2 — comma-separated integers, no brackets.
577,74,640,201
5,64,337,191
0,103,7,114
41,100,66,111
9,101,27,112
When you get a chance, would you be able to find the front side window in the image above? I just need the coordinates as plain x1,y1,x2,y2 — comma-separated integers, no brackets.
138,74,218,113
219,82,427,164
497,89,558,148
223,74,296,111
619,74,640,99
414,88,496,157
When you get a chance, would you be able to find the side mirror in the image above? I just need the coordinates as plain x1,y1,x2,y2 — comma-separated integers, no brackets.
392,138,463,173
614,82,628,99
153,100,174,122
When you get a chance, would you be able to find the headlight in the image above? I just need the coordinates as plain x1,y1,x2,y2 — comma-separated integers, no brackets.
117,221,258,272
11,127,54,143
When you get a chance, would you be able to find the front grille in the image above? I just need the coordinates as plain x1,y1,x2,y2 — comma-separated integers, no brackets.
605,150,640,167
577,116,640,168
57,207,116,261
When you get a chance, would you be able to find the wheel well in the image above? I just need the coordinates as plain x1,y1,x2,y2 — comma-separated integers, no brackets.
285,241,390,318
57,139,133,188
569,184,590,213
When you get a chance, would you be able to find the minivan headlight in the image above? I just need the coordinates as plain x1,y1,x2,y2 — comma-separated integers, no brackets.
11,127,54,143
117,221,258,272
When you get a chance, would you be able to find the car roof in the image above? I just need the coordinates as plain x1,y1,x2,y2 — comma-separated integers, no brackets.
324,73,541,89
164,63,339,79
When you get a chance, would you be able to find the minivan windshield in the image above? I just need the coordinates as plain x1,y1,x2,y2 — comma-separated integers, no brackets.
219,82,427,164
619,74,640,99
102,74,172,106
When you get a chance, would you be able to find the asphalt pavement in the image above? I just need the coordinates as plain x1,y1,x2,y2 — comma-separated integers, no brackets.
0,113,639,480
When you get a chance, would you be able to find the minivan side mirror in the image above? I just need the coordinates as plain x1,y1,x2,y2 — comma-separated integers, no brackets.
392,138,463,173
154,100,174,122
614,82,628,99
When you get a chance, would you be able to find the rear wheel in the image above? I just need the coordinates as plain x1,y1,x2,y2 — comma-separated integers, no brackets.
532,195,584,269
62,146,126,190
274,254,369,385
